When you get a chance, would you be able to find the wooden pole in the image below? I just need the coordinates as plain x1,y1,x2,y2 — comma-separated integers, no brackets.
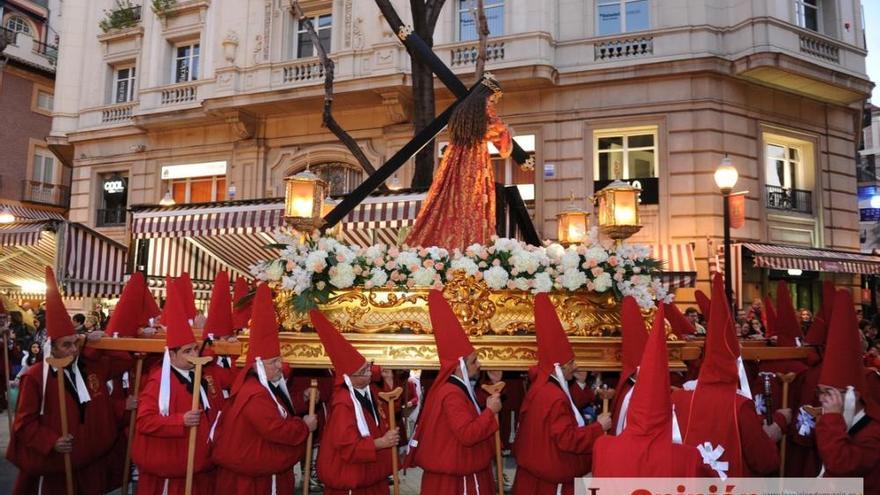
378,386,403,495
45,355,75,495
3,332,13,431
598,385,613,435
120,355,145,495
303,379,318,495
480,381,506,495
184,356,213,495
776,372,796,477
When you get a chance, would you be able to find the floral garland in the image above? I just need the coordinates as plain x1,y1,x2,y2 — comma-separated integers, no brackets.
251,227,669,313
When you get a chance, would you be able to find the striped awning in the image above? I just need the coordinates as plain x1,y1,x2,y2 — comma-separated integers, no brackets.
650,243,698,289
0,221,127,298
0,202,66,221
741,243,880,274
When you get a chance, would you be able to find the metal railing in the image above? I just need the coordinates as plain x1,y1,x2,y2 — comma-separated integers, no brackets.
97,208,127,227
765,185,812,214
21,180,69,207
32,40,58,64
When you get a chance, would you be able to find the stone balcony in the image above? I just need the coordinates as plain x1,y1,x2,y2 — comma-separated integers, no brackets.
0,29,57,73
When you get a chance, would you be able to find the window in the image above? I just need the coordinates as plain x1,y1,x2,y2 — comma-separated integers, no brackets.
795,0,819,31
114,66,136,103
171,176,226,204
174,43,199,83
32,150,55,185
296,14,331,58
593,128,656,181
25,148,61,205
36,91,53,111
6,16,31,35
312,163,363,195
597,0,650,36
764,135,814,214
766,143,802,190
97,173,128,227
458,0,504,41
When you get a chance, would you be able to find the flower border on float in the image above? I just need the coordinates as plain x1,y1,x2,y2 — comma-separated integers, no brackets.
250,227,669,312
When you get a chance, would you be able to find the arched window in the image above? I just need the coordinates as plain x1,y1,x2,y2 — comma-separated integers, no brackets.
311,162,363,195
6,16,31,35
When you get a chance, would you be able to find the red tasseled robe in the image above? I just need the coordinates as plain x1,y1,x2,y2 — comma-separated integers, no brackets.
7,354,121,495
131,365,221,495
212,375,310,495
317,383,393,494
413,379,498,494
512,378,603,495
815,411,880,495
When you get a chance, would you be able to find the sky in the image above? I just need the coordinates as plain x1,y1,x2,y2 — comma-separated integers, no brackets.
866,1,880,102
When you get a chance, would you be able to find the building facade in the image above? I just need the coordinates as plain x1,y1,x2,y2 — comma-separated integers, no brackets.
48,0,873,309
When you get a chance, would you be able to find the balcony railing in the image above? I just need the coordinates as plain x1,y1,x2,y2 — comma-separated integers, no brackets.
97,207,127,227
450,41,506,67
102,102,136,123
161,83,198,105
765,185,812,214
281,59,325,84
21,180,69,207
32,40,58,64
799,33,840,63
594,36,653,61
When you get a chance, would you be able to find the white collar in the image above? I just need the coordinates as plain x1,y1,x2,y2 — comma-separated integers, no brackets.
171,364,194,381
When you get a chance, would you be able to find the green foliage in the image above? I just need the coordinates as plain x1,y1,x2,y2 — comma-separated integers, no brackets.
151,0,177,14
98,0,141,33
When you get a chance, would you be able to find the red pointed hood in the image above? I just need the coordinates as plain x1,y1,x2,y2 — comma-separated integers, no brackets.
625,305,672,438
107,272,147,337
164,277,196,349
664,302,694,338
818,280,836,323
805,316,829,347
245,283,280,366
428,290,475,366
310,309,366,384
232,277,252,330
762,295,777,338
204,271,233,338
141,283,161,326
45,266,74,340
775,280,804,346
818,290,865,393
620,296,648,382
177,272,197,320
697,274,741,387
694,289,711,322
534,293,574,374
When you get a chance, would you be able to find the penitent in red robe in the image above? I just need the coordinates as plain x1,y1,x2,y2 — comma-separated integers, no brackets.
317,383,393,494
413,378,498,494
212,375,311,495
7,354,121,495
815,411,880,495
131,366,221,495
512,377,604,495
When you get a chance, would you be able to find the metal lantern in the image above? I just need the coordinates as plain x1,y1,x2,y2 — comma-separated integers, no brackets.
594,179,642,242
284,169,327,232
556,193,590,245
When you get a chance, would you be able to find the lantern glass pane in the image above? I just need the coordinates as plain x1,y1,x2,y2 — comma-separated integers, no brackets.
613,190,638,226
286,180,317,218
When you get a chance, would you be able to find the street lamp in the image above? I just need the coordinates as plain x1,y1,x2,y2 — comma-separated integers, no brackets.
556,192,590,245
594,180,642,243
714,154,738,310
283,169,327,233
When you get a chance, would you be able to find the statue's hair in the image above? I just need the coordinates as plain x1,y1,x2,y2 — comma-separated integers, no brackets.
447,77,501,147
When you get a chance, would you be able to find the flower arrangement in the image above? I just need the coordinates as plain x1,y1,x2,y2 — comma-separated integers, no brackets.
251,227,669,313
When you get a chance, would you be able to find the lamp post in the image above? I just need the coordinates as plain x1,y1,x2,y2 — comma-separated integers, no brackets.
714,154,739,311
594,180,642,243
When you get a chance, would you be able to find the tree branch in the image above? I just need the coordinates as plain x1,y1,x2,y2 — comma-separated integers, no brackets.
471,0,488,79
291,0,379,179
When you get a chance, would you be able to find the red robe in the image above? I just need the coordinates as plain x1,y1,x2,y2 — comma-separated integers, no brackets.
318,383,393,494
673,390,782,477
592,435,710,477
213,375,310,495
568,381,594,411
413,378,498,494
611,379,634,434
475,375,525,450
512,378,603,495
815,412,880,495
132,365,221,495
788,363,824,477
7,355,120,495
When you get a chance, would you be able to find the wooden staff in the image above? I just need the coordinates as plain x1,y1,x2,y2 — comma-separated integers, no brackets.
3,331,12,431
598,385,613,435
303,379,318,495
776,372,797,477
120,354,145,495
378,386,403,495
481,381,506,495
184,356,213,495
45,355,75,495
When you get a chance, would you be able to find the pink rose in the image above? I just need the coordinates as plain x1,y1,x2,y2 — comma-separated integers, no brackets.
435,263,445,271
614,272,624,282
586,259,598,268
406,279,416,288
608,256,619,267
364,280,375,289
423,259,435,269
507,281,517,290
373,258,384,267
336,254,346,263
385,261,398,270
479,250,489,260
384,281,395,289
388,247,400,257
286,260,295,271
492,259,501,267
586,281,595,291
408,264,420,273
418,248,428,257
353,266,363,276
576,245,587,255
591,267,604,277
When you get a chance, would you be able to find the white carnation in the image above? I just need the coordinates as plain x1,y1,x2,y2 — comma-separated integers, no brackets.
282,267,312,295
411,267,437,286
585,246,609,264
397,251,421,270
265,260,286,281
532,272,553,293
510,251,541,274
369,267,389,287
561,269,587,291
329,263,356,289
513,277,531,291
450,256,480,276
545,243,565,261
483,266,510,290
425,247,449,260
363,244,386,262
592,272,613,292
561,250,581,270
492,238,519,253
305,251,328,273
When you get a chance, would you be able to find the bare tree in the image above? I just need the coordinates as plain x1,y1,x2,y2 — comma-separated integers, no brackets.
471,0,489,79
291,1,378,177
375,0,447,189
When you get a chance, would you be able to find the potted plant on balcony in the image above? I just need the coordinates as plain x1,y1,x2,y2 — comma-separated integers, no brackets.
98,0,142,33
